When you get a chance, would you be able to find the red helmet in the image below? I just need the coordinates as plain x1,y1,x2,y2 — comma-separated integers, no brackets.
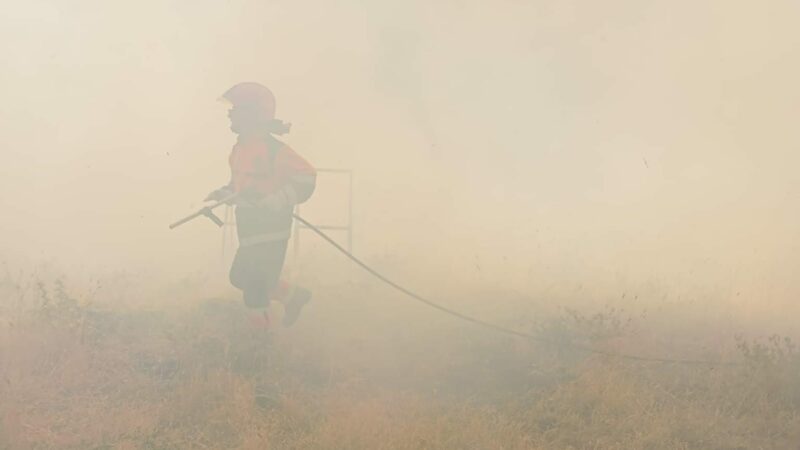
220,82,276,120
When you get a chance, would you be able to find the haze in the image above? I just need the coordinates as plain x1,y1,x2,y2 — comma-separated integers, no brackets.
1,0,799,320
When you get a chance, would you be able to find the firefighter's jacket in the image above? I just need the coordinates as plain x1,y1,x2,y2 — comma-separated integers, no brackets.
228,135,316,246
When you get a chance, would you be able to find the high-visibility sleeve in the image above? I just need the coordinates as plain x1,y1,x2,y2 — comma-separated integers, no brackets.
273,146,316,206
228,140,316,206
227,139,316,246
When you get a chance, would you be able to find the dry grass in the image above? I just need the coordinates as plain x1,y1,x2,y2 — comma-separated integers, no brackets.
1,270,799,449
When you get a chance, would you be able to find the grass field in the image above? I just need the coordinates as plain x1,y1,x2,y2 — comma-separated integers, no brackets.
1,266,799,449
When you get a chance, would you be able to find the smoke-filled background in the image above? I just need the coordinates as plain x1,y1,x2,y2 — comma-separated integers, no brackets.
2,1,800,448
0,0,798,328
2,0,799,305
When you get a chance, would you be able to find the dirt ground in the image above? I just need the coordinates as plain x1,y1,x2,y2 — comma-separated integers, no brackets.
1,269,799,449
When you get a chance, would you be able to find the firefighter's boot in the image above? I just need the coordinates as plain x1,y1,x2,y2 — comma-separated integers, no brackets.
282,287,311,326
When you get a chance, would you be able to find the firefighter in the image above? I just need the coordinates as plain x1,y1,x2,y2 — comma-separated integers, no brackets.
205,82,316,327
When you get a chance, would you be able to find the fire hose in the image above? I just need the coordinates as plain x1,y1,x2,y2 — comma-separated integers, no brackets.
170,196,740,367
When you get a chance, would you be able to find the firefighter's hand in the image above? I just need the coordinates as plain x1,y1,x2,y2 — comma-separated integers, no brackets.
204,186,234,202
